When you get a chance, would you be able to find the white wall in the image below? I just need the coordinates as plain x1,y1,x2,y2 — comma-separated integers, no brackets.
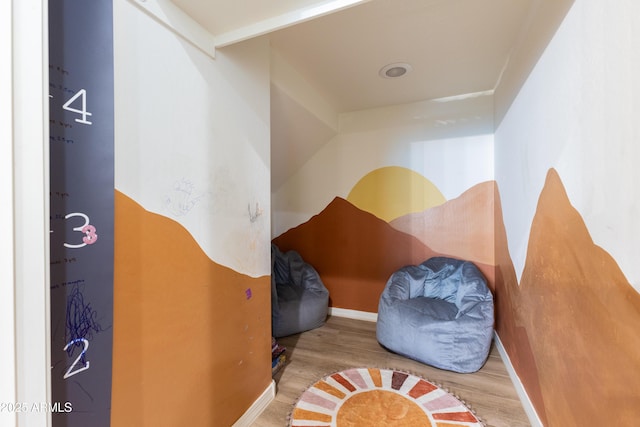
0,1,16,423
114,0,271,277
272,94,494,237
2,1,51,426
495,0,640,289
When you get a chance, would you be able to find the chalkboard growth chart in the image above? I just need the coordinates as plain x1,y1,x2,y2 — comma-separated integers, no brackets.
49,1,114,425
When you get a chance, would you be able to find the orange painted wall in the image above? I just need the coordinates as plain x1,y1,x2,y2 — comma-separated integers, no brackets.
111,191,271,427
272,197,439,312
272,182,496,313
494,169,640,425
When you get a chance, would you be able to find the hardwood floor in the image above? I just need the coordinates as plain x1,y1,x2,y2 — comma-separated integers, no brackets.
251,315,531,427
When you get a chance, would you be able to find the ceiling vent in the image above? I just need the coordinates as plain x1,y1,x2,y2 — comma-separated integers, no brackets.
379,62,412,79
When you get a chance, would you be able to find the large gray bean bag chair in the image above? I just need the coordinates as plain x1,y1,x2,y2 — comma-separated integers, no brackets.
271,244,329,338
376,257,494,373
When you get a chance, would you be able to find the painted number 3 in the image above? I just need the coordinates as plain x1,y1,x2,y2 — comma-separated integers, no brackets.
64,212,98,248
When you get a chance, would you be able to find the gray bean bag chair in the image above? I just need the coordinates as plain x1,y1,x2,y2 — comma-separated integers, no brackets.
271,244,329,338
376,257,494,373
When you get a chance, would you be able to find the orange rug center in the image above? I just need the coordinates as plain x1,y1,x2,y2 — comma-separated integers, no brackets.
336,390,432,426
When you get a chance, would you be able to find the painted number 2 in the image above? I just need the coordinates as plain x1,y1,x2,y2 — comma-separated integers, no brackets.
62,88,92,125
64,212,98,248
63,338,90,379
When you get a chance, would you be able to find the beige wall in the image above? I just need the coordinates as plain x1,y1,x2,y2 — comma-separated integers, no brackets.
3,1,51,426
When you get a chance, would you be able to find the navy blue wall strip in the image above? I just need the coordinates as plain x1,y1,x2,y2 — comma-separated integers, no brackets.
49,1,114,425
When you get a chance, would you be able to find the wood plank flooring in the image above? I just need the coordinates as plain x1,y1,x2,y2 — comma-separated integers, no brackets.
251,315,530,427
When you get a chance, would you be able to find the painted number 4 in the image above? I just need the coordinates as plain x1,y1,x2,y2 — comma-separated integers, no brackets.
62,89,92,125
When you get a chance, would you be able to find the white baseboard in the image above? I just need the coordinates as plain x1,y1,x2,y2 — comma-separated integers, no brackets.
328,307,378,322
232,379,276,427
494,333,543,427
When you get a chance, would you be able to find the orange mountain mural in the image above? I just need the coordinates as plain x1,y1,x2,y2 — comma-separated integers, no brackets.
390,181,495,268
495,169,640,425
272,196,493,313
112,191,271,427
275,168,640,424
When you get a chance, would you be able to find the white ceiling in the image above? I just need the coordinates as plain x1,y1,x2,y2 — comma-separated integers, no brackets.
267,0,533,113
164,0,537,189
172,0,349,36
169,0,534,112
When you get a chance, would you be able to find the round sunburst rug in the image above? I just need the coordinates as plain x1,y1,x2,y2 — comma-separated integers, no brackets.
288,368,484,427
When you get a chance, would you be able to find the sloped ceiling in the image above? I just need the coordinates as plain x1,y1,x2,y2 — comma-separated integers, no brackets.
168,0,534,113
267,0,533,113
270,84,337,190
142,0,554,189
172,0,363,39
263,0,534,190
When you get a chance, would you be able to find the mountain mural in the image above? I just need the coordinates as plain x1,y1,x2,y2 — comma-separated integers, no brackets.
274,166,640,424
272,197,437,312
390,181,496,271
272,196,493,313
495,169,640,425
112,191,271,427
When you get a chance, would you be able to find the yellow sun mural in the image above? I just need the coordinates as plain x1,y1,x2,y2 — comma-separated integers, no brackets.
347,166,446,222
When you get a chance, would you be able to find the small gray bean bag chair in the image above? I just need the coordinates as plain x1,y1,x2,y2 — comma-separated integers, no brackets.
376,257,494,373
271,244,329,338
